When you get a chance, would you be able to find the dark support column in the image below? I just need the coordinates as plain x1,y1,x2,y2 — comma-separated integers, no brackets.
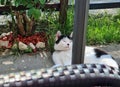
59,0,68,26
72,0,90,64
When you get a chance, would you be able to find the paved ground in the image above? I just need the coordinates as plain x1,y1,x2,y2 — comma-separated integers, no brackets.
0,44,120,74
0,52,54,74
97,44,120,64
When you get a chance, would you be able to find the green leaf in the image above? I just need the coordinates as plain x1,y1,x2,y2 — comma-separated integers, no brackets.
117,19,120,24
34,0,39,3
26,3,34,8
21,0,28,6
24,47,32,53
28,8,41,20
0,0,5,5
15,0,22,7
39,0,46,4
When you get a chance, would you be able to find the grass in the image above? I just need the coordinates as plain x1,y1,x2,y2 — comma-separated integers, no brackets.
36,8,120,51
87,13,120,45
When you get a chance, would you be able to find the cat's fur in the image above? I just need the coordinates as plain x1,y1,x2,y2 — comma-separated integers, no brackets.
52,31,119,69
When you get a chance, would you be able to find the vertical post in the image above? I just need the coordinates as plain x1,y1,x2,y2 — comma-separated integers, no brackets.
72,0,90,64
59,0,68,26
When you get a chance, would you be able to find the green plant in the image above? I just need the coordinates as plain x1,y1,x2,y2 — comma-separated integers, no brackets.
41,8,120,51
0,0,46,37
41,10,60,52
87,13,120,45
41,7,74,52
1,0,119,52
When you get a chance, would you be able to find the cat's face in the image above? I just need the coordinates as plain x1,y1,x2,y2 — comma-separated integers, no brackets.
54,31,73,51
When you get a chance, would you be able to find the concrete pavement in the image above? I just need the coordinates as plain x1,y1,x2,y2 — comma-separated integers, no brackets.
0,44,120,74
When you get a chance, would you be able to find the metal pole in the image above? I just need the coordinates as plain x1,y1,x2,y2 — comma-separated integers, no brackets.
72,0,90,64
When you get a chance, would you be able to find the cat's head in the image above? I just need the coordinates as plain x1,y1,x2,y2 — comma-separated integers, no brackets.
54,31,73,51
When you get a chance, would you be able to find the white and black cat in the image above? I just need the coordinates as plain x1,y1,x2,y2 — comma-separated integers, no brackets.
52,31,119,69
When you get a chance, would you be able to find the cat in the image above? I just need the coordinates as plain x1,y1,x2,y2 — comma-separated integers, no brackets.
52,31,119,69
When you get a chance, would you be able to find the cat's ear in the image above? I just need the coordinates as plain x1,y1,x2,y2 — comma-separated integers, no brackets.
70,32,73,38
55,31,61,41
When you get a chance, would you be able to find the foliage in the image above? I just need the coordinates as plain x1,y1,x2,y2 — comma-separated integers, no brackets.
0,0,46,37
0,0,120,52
38,7,74,52
42,9,120,51
39,10,60,52
0,0,46,20
14,0,46,20
87,13,120,45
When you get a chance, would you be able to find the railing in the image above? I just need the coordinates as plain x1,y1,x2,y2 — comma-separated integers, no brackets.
90,0,120,9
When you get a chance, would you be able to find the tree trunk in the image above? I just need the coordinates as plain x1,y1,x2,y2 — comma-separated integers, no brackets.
59,0,68,27
15,11,26,36
22,13,35,36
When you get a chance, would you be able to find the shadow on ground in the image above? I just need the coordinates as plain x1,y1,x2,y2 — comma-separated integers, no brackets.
0,52,54,74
